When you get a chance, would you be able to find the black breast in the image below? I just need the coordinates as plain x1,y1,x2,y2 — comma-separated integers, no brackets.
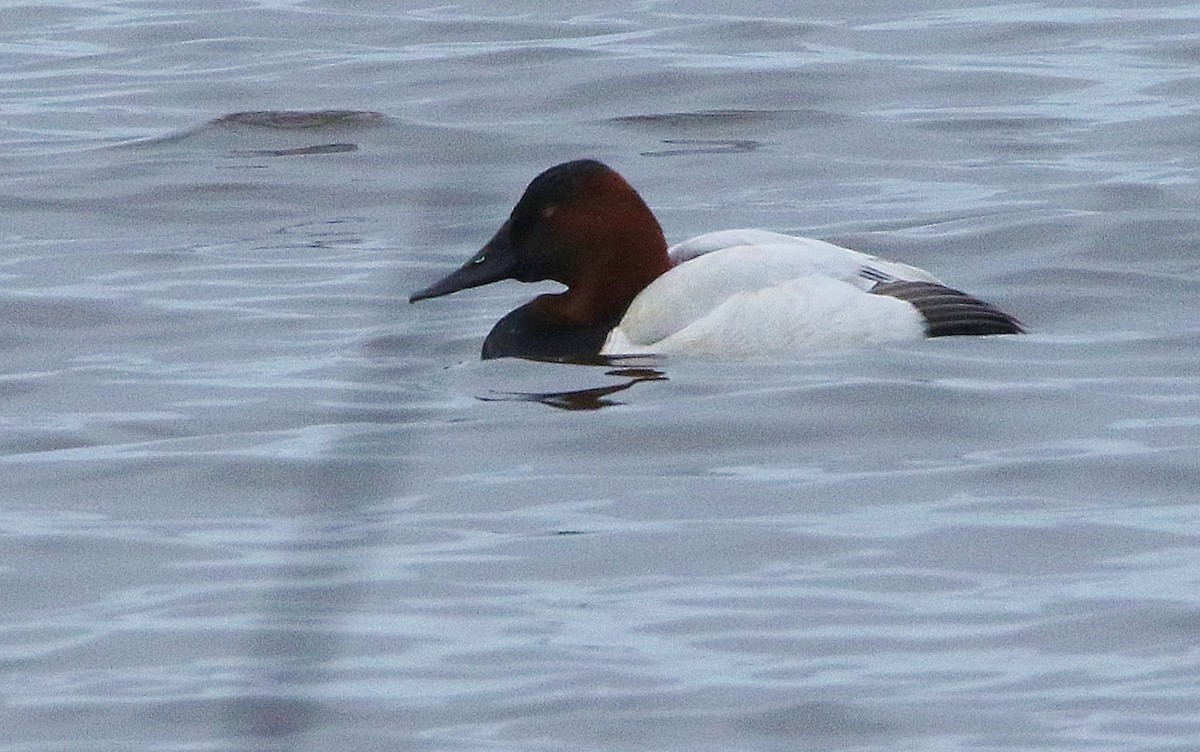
481,302,621,362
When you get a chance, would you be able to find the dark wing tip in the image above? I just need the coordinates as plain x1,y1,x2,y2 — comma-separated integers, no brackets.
870,281,1024,337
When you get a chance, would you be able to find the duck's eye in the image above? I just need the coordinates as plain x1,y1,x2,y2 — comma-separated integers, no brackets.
540,206,557,219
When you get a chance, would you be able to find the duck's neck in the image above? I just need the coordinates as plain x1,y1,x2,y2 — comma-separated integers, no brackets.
547,227,670,327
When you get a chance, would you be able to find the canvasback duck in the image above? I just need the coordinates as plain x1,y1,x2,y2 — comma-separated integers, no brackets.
410,159,1023,360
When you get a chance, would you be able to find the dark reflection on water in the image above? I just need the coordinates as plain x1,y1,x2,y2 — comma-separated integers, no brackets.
211,110,387,129
612,108,783,126
222,461,403,745
641,138,765,156
230,143,359,157
118,110,387,156
479,367,668,410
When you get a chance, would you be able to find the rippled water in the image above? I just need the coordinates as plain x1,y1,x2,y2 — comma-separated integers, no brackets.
3,2,1200,750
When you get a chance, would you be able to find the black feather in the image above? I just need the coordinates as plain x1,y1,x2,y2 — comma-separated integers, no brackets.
869,281,1024,337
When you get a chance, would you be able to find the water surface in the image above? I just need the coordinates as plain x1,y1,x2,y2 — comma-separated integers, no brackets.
3,2,1200,750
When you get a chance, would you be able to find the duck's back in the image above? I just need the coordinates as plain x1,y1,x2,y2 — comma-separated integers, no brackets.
667,230,942,286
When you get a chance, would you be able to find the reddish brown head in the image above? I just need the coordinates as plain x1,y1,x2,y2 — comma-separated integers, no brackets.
410,160,671,326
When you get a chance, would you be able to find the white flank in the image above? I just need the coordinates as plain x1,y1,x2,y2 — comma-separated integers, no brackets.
601,232,934,358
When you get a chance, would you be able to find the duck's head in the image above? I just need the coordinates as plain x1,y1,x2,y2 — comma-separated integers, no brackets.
410,159,670,324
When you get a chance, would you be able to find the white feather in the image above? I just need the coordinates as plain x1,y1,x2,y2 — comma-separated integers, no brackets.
601,231,934,357
668,229,942,286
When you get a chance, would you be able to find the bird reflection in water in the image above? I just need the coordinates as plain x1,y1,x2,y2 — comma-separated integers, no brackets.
479,367,667,410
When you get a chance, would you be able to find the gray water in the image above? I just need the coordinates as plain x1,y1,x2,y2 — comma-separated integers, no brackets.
3,2,1200,750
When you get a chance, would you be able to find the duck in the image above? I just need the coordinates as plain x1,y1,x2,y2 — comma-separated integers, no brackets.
410,159,1023,361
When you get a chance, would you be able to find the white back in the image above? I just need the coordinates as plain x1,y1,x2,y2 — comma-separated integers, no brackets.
669,229,942,286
